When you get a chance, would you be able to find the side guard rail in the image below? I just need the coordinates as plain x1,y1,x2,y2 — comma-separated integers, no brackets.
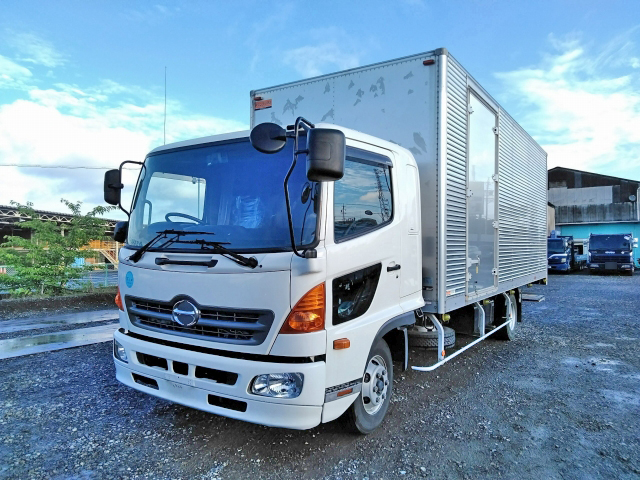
412,294,514,372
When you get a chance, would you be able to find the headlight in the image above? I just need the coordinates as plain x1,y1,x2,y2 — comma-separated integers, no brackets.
113,339,128,363
250,373,304,398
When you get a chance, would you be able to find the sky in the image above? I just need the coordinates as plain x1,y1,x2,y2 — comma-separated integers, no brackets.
1,0,639,218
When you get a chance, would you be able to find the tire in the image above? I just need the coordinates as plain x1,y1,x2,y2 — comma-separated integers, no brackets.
494,293,518,341
408,325,456,349
341,339,393,435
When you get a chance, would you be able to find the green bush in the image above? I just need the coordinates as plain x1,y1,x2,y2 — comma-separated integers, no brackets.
0,199,115,296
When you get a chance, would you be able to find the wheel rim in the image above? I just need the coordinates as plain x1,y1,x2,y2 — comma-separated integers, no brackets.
508,296,517,329
361,354,389,415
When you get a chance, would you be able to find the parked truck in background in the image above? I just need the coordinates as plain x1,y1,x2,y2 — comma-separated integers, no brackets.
547,234,586,272
547,234,576,272
103,48,547,434
588,233,637,275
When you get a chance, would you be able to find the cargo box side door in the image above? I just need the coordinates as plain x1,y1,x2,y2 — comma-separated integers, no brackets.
466,88,499,295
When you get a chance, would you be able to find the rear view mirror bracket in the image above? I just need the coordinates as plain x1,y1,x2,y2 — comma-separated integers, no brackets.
104,160,145,217
249,117,345,259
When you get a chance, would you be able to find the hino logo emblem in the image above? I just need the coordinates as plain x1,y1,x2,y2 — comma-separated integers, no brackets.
171,300,200,327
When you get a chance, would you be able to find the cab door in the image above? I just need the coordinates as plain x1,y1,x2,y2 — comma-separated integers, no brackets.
324,144,403,389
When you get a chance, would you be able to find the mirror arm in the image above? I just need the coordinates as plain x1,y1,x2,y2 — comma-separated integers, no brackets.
116,160,145,218
283,117,315,258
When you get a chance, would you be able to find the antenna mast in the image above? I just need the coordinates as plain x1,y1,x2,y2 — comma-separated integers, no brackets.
163,66,167,145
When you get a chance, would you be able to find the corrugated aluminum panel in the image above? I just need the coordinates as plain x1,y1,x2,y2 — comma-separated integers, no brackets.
497,112,548,282
444,57,468,296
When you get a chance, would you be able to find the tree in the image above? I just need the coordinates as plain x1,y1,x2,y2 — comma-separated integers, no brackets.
0,199,116,296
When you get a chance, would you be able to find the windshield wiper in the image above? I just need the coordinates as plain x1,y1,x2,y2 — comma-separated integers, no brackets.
129,230,172,263
129,230,214,263
129,229,258,269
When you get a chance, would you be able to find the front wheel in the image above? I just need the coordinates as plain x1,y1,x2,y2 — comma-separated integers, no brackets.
341,339,393,434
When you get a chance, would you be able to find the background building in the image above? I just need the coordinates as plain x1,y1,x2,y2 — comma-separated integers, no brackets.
0,204,119,265
548,167,640,265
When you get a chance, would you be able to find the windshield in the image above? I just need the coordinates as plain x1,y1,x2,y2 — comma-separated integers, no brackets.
589,235,630,251
127,139,319,252
547,239,565,254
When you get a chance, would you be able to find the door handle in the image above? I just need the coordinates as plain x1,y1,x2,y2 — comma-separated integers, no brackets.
387,264,401,272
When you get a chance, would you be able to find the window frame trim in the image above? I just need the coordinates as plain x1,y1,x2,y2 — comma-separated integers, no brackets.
333,150,395,244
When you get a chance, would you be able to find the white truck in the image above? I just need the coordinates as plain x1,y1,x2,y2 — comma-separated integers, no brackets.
104,48,547,434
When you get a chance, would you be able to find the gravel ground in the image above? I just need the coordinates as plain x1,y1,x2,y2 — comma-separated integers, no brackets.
1,273,639,479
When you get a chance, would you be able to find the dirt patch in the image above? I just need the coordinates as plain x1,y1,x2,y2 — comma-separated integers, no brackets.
0,290,116,320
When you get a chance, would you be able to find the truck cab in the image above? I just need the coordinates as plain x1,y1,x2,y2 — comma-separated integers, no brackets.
588,233,637,275
547,235,575,272
105,125,424,432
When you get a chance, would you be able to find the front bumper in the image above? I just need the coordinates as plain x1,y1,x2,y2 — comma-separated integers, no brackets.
589,263,634,272
113,330,325,430
548,263,570,271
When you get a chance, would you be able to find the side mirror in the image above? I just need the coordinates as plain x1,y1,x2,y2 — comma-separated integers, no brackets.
104,169,123,206
113,221,128,243
633,238,638,248
306,128,346,182
250,122,287,154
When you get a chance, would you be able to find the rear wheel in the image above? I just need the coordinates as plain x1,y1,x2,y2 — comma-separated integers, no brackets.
494,293,517,341
341,339,393,434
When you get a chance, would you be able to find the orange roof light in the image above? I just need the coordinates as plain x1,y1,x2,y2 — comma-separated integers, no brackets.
280,283,325,334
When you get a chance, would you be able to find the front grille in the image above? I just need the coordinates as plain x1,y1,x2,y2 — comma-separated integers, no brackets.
125,296,275,346
591,254,630,263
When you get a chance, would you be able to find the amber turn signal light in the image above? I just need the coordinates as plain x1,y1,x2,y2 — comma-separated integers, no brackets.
280,283,325,334
333,338,350,350
115,287,124,311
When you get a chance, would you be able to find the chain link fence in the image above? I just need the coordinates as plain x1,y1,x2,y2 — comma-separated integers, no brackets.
0,263,118,292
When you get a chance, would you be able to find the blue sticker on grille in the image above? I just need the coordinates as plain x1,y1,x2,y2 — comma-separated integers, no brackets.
125,271,134,288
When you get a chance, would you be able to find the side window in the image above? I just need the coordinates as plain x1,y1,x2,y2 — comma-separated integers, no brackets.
333,158,393,242
333,264,382,325
143,173,206,226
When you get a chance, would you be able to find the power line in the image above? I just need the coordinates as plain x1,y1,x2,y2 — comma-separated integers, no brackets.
0,164,141,170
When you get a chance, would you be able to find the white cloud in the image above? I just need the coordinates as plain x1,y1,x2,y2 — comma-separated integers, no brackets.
495,30,640,180
283,28,365,78
8,32,66,68
0,53,246,214
0,54,33,90
121,4,181,23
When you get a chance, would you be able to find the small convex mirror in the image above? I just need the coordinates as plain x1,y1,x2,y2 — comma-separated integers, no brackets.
104,169,123,206
250,122,287,154
113,221,128,243
306,128,346,182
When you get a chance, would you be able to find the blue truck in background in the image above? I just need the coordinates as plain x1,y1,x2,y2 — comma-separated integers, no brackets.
588,233,637,275
547,234,583,272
